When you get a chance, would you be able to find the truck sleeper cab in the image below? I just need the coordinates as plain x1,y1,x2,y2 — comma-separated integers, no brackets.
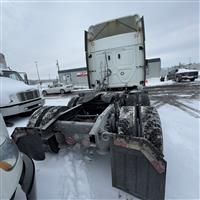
85,15,146,90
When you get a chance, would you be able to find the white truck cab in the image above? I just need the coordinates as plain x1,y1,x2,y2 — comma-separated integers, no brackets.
85,15,146,90
0,53,44,117
0,114,36,199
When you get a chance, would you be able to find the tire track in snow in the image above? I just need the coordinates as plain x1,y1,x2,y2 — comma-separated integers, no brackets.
58,148,92,199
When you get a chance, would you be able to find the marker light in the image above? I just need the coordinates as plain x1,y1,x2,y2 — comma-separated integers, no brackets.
0,138,19,171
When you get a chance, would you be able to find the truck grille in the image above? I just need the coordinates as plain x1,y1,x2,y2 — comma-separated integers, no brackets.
17,90,40,102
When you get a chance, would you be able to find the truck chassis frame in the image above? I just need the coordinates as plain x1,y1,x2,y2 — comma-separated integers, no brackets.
12,91,166,200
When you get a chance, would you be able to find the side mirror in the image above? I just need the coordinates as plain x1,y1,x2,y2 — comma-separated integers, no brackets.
19,72,29,85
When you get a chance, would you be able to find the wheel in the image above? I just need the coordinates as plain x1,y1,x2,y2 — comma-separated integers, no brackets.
140,106,163,151
27,106,69,128
160,76,165,82
67,96,80,108
47,136,59,153
190,78,195,82
27,106,53,127
60,89,65,94
42,90,47,96
27,106,70,154
117,106,137,136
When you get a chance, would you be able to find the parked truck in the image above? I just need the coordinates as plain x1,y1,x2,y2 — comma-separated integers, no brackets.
0,53,44,117
12,15,167,200
167,68,199,82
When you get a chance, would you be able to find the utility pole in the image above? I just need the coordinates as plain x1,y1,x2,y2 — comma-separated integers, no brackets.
56,60,61,82
35,61,41,85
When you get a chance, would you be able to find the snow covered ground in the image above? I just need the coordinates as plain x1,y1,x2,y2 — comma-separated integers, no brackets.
159,104,199,199
146,78,174,86
146,77,200,87
7,93,200,200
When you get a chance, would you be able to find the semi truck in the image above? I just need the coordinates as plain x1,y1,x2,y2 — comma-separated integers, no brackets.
0,53,44,117
12,15,167,200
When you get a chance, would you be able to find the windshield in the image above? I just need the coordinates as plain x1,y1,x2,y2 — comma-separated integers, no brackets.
0,70,23,81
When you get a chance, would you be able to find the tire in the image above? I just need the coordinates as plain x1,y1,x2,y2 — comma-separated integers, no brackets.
140,106,163,151
118,106,137,136
60,89,65,94
48,136,59,153
67,96,80,108
27,106,53,128
27,106,70,154
42,90,47,96
190,78,195,82
160,76,165,82
27,106,69,128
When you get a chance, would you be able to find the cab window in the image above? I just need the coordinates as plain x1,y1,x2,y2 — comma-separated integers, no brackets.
0,71,23,81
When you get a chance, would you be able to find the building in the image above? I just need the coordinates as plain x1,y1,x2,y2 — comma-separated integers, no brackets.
59,58,161,86
58,67,88,87
146,58,161,78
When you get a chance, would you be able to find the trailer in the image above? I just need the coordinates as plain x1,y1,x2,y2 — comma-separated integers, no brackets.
12,15,167,200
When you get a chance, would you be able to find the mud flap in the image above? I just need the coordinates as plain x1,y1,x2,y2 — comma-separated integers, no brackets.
111,138,167,200
12,127,45,161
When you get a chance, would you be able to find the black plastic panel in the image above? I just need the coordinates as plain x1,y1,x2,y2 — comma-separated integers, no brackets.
111,144,166,200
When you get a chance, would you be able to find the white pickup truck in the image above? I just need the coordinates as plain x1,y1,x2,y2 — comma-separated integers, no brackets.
0,54,44,117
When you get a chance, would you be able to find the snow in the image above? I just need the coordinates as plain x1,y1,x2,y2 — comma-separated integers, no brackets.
6,96,200,200
146,77,173,86
178,99,200,110
44,96,71,106
35,147,93,199
158,105,200,199
176,68,199,74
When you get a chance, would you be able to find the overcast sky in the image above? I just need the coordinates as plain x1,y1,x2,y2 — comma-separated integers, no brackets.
0,0,199,79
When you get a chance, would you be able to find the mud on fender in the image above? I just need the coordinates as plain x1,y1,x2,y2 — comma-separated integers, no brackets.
111,137,167,200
